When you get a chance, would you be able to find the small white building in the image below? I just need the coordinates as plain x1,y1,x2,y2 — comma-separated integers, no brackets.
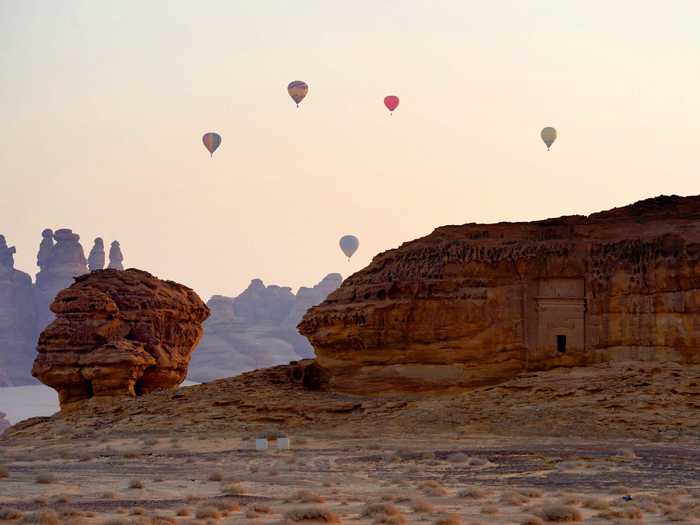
255,438,269,451
276,437,290,449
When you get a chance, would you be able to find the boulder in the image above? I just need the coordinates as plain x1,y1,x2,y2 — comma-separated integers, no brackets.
299,195,700,394
32,269,209,407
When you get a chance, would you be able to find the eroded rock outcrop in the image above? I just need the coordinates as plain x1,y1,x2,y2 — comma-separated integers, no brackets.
299,195,700,394
0,236,38,385
32,269,209,407
87,238,105,271
0,411,9,434
108,241,124,270
188,274,342,382
35,228,88,330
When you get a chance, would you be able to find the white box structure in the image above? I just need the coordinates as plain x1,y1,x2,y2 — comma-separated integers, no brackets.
276,437,290,449
255,438,269,451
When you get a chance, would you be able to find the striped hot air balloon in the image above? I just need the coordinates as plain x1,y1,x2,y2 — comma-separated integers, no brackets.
202,132,222,157
287,81,308,107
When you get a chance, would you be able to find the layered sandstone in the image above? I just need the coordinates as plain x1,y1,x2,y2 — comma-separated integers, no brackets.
299,195,700,394
32,269,209,407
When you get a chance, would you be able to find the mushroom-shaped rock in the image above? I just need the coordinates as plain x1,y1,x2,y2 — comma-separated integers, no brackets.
32,269,210,407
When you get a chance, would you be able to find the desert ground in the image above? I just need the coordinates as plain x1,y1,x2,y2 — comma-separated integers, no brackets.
1,361,699,524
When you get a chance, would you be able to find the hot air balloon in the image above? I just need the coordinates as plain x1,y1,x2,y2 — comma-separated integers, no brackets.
339,235,359,260
541,127,557,151
384,95,399,114
202,132,222,157
287,81,308,107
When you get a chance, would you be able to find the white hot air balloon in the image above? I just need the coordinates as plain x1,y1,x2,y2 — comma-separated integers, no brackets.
339,235,359,260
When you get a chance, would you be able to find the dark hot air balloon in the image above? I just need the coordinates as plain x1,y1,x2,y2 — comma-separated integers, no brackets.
384,95,400,114
202,132,222,157
541,127,557,151
287,81,308,107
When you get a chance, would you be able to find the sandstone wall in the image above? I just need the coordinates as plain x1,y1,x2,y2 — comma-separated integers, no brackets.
299,195,700,393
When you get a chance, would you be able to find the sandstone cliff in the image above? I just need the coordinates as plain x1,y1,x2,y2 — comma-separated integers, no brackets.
0,236,38,385
188,274,342,382
299,195,700,393
32,269,209,407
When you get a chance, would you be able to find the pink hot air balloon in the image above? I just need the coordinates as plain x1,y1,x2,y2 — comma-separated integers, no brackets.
384,95,400,114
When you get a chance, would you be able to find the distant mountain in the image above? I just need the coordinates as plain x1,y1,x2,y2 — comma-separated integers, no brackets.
188,273,342,383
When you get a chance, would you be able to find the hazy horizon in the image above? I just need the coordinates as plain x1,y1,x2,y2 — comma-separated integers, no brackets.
2,1,699,300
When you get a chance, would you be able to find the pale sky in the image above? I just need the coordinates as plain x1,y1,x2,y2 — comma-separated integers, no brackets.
1,1,699,300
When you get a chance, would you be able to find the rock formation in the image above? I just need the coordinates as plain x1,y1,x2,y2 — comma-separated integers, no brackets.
32,269,209,407
299,195,700,394
87,238,105,271
34,229,88,330
0,236,38,385
108,241,124,270
188,274,342,382
0,411,9,434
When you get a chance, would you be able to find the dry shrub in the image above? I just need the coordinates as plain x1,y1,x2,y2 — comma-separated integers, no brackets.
520,517,544,525
32,497,48,506
458,487,487,499
419,480,448,497
284,489,325,504
480,505,498,515
19,510,59,524
151,517,176,525
101,492,118,500
433,512,461,525
176,507,192,516
128,479,144,489
411,498,434,513
222,482,245,495
195,506,221,519
501,490,529,506
582,497,609,510
213,500,240,512
208,471,223,481
284,506,339,523
34,474,55,484
538,503,582,522
50,494,72,504
598,503,643,521
0,507,23,520
362,502,407,523
520,488,543,498
251,504,271,514
129,507,147,516
0,465,8,479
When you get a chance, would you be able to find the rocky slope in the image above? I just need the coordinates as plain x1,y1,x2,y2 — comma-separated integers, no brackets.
299,195,700,394
6,360,700,442
32,269,209,407
188,274,342,382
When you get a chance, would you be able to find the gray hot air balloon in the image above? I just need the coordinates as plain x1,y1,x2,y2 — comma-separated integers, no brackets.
339,235,359,259
541,127,557,151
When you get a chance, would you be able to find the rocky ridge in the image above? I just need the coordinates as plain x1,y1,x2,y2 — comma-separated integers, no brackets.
300,195,700,393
